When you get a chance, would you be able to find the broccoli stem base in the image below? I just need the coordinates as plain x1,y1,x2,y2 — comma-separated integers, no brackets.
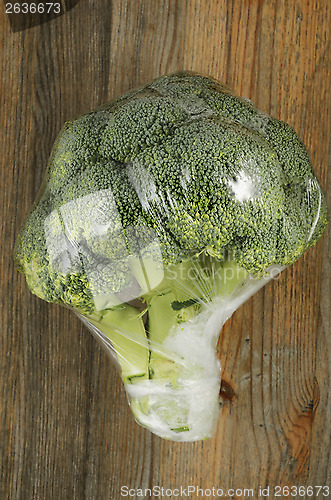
80,255,279,441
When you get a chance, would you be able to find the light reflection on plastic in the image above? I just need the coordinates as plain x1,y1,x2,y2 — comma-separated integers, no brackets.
227,170,257,202
127,163,159,210
307,177,322,242
44,189,164,310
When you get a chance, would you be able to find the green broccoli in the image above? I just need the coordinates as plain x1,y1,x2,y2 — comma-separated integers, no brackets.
14,72,328,441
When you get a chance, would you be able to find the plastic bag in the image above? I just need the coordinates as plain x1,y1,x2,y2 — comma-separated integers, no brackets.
14,72,328,441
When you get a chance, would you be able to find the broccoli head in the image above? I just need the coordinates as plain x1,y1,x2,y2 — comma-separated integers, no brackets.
14,72,328,441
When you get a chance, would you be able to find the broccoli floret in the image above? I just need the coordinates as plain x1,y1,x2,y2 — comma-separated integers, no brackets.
128,117,287,272
14,72,328,441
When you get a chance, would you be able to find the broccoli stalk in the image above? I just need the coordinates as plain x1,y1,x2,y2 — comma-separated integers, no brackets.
78,254,276,441
82,305,149,383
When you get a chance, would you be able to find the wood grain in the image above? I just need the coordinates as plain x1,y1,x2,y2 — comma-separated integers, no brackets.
1,1,330,498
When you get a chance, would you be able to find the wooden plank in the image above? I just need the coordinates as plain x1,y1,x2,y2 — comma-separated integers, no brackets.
0,0,330,498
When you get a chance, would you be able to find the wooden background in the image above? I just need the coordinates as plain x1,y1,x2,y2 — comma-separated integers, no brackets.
1,1,330,498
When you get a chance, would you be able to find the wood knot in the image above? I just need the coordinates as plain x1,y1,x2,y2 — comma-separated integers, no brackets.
219,380,236,402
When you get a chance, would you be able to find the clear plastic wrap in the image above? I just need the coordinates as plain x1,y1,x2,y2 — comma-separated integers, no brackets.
14,72,328,441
